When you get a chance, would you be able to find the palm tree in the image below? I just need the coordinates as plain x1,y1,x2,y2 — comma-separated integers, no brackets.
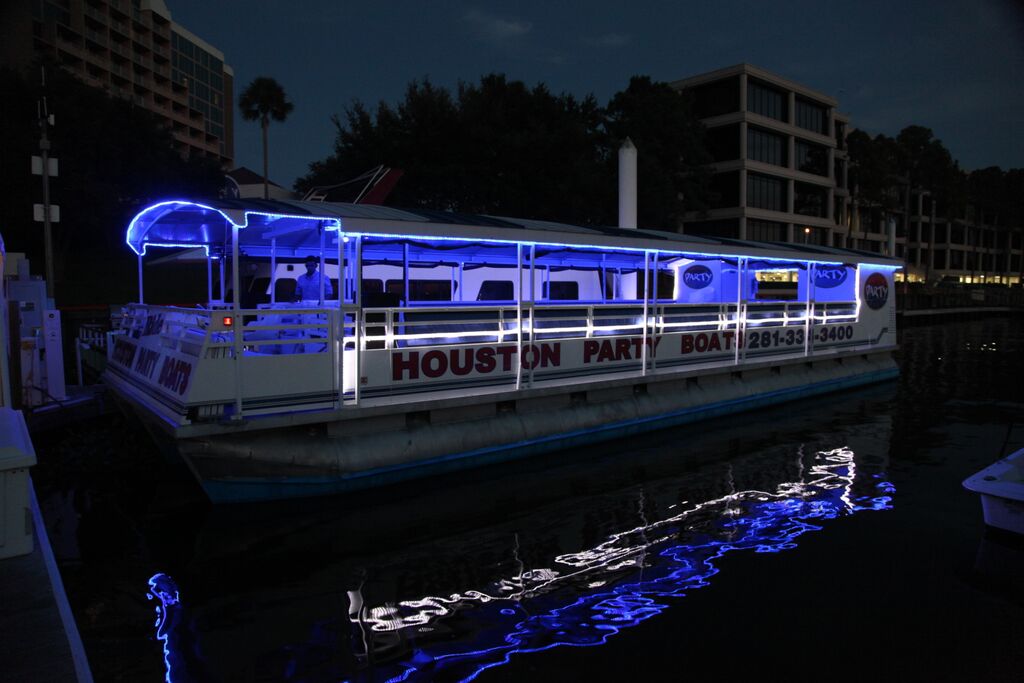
238,77,294,199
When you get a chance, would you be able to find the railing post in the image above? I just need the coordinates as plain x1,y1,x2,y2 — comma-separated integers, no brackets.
805,263,815,357
270,238,277,304
516,244,523,390
651,251,659,372
231,225,243,420
736,257,745,365
354,236,362,406
641,251,649,376
528,245,536,387
331,309,340,409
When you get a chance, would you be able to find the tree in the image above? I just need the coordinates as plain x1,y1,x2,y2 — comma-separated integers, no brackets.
239,77,294,198
605,76,713,229
847,130,904,211
298,75,609,224
298,73,713,229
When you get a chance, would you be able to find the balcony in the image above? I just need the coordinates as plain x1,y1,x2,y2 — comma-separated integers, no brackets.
56,26,82,47
84,28,107,48
110,63,129,81
84,5,107,23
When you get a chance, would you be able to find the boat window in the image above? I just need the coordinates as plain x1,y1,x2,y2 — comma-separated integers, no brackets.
386,279,455,302
477,280,514,301
653,271,675,300
754,269,799,300
362,279,384,294
543,281,579,301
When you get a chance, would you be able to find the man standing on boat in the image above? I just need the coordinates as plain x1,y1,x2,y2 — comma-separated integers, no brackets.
295,255,334,302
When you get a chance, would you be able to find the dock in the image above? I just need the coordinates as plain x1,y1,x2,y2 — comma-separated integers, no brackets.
0,407,93,682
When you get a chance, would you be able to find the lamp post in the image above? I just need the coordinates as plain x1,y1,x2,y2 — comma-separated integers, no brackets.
803,227,811,244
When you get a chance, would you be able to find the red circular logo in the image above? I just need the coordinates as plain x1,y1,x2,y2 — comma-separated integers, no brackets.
864,273,889,310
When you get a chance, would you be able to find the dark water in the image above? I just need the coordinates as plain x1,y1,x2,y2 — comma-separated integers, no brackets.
31,316,1024,682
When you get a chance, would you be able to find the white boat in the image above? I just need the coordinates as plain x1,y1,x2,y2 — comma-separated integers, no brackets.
105,199,901,502
963,448,1024,535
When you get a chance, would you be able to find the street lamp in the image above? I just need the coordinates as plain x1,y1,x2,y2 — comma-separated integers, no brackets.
803,227,811,244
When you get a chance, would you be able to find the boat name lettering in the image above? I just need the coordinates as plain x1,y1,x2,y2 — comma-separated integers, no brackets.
679,328,815,354
133,313,165,339
864,273,889,310
133,347,161,379
682,265,714,290
392,343,562,381
158,357,191,395
813,266,848,288
111,338,138,368
583,336,662,363
680,331,736,354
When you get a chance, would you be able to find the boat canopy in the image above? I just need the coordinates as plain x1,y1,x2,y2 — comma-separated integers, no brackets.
126,198,902,266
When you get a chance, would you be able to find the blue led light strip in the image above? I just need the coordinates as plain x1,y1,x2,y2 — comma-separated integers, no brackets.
126,201,901,271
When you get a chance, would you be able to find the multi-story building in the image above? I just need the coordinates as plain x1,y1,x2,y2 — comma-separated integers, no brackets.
673,63,1022,286
901,195,1023,285
672,64,850,249
1,0,233,164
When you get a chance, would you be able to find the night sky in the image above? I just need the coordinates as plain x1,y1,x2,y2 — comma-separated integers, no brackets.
166,0,1024,189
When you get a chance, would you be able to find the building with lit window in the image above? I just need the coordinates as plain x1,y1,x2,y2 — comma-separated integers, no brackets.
672,64,850,249
901,194,1023,285
672,63,1022,286
1,0,233,164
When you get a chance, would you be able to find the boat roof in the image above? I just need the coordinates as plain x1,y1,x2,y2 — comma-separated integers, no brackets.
126,198,902,267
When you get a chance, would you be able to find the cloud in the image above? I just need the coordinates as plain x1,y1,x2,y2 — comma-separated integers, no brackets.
462,9,532,41
583,33,632,48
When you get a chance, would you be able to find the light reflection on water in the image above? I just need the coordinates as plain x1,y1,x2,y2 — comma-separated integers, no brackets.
148,442,894,683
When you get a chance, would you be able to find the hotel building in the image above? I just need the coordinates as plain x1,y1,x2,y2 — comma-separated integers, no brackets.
1,0,233,164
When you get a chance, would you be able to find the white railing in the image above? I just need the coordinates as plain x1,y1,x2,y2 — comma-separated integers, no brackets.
359,302,747,350
812,301,858,324
112,298,861,420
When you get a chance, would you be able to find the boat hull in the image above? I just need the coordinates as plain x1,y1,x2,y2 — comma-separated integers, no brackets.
164,350,898,503
964,448,1024,535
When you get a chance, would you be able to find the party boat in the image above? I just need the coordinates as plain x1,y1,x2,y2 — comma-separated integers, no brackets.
106,199,900,502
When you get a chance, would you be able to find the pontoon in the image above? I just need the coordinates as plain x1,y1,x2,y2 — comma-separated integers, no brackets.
106,199,900,502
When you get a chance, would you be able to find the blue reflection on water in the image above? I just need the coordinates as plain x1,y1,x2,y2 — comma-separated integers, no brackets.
147,572,184,683
149,446,893,683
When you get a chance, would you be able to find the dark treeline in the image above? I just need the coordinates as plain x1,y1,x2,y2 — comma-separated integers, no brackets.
296,74,714,230
847,125,1024,228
